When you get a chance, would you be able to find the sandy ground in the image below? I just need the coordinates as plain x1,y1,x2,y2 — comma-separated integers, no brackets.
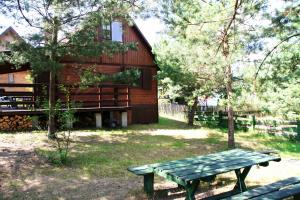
0,132,299,200
146,129,210,139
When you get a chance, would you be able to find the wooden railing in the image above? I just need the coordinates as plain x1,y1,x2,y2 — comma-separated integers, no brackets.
0,83,130,110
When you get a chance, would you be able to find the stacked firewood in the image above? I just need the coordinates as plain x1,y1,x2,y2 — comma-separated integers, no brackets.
0,115,33,131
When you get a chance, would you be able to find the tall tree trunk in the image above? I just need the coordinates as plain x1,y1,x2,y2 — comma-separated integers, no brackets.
47,17,59,139
223,34,235,149
187,97,198,126
48,70,56,139
226,66,235,148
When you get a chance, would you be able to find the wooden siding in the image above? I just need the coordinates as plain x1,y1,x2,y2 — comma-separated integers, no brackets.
58,64,123,84
101,24,155,66
130,68,157,105
131,104,158,124
61,23,156,67
58,65,157,105
0,71,32,92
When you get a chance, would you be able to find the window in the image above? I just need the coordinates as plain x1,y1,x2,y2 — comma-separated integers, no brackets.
142,68,152,90
8,73,14,83
101,23,111,40
100,21,123,42
111,21,123,42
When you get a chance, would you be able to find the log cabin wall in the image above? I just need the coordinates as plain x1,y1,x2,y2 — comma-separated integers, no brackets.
0,71,32,92
57,23,158,125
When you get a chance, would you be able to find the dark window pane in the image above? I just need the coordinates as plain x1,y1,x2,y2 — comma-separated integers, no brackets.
142,68,152,90
101,22,111,40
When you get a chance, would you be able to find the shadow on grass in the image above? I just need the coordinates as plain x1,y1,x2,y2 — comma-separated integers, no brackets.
129,174,262,199
70,116,201,133
236,131,300,157
36,131,228,179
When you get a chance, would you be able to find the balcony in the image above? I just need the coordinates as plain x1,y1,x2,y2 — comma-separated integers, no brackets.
0,83,130,115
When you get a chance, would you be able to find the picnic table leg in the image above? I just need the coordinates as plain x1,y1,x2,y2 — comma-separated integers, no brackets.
234,166,251,192
185,180,200,200
294,194,300,200
144,173,154,197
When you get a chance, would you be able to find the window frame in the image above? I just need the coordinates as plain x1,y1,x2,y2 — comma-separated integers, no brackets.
99,22,112,41
8,73,14,84
99,21,123,42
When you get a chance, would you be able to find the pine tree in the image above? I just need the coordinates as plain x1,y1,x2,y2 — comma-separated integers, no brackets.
156,0,266,148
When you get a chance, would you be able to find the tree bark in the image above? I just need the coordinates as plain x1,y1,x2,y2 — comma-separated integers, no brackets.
226,75,235,148
187,97,198,126
47,17,59,139
48,70,56,139
223,34,235,149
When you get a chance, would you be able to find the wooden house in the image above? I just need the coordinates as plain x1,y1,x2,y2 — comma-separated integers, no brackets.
0,22,158,129
0,27,32,92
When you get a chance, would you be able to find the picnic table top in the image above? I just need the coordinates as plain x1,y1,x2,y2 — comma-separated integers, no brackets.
128,149,281,186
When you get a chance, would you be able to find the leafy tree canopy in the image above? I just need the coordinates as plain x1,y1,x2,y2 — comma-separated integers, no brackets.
0,0,144,75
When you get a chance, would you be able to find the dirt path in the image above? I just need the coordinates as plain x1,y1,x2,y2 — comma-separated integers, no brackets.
0,141,141,199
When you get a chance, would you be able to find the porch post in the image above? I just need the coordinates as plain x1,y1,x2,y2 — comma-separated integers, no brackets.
95,113,102,128
109,111,114,121
121,112,128,127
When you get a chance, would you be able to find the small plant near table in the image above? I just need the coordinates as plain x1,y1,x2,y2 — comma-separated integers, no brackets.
42,85,77,165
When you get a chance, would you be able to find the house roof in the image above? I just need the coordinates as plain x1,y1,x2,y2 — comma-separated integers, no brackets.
0,26,23,40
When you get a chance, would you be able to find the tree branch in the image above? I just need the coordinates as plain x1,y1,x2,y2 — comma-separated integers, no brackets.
17,0,43,29
254,33,300,79
216,0,241,54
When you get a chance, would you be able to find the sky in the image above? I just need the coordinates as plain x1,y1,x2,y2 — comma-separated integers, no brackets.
0,13,165,46
135,17,165,45
0,0,290,46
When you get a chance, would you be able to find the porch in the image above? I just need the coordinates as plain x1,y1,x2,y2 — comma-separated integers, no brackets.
0,83,131,128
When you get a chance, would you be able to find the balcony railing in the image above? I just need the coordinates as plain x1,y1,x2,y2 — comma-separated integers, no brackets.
0,83,130,112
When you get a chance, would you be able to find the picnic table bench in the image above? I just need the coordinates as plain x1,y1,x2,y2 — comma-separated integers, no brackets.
128,149,281,200
224,176,300,200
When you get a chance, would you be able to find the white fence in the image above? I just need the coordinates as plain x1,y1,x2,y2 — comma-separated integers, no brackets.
159,103,187,116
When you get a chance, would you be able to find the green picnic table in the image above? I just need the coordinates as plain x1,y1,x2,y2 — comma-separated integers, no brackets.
128,149,281,200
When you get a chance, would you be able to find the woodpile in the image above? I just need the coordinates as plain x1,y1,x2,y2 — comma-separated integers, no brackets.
0,115,33,131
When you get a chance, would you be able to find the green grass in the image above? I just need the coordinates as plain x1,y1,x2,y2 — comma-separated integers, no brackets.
236,130,300,158
2,116,300,180
37,133,225,178
35,117,299,179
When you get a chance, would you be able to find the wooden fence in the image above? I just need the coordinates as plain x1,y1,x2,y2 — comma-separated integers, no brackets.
159,103,300,138
159,103,219,116
159,103,187,116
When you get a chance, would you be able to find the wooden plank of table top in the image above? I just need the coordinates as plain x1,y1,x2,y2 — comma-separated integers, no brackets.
128,149,243,175
251,183,300,200
155,151,268,172
128,164,158,175
153,149,247,171
174,154,280,178
225,177,300,199
160,153,276,176
181,156,280,182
